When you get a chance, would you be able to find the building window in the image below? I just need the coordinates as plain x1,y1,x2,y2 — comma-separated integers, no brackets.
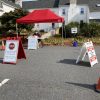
52,23,55,29
62,9,66,15
80,8,84,14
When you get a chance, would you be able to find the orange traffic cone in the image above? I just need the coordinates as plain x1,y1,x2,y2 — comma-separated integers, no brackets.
95,78,100,92
1,40,5,50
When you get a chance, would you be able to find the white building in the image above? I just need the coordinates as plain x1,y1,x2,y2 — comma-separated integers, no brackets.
15,0,100,31
0,0,20,16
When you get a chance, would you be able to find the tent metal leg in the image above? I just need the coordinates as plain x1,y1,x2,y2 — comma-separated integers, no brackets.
62,23,63,46
16,23,18,38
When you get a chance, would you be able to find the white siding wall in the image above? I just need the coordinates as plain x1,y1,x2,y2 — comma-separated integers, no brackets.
59,6,69,24
77,5,89,23
68,5,89,23
51,8,62,28
90,12,100,19
0,4,15,16
28,5,90,31
15,0,22,7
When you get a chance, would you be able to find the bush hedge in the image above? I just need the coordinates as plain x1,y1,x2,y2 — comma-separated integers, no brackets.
59,22,79,38
60,21,100,38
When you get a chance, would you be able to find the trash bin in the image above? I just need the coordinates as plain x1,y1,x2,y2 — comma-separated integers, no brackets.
73,41,78,47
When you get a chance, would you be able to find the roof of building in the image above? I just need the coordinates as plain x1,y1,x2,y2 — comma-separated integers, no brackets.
22,0,70,10
22,0,100,12
1,0,20,8
77,0,100,12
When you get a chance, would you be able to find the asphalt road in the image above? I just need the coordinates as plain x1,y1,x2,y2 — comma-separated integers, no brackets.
0,46,100,100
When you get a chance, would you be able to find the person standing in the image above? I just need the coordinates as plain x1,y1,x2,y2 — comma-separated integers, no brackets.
34,32,44,48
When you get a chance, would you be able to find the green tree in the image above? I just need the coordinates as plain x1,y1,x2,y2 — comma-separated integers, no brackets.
0,8,33,34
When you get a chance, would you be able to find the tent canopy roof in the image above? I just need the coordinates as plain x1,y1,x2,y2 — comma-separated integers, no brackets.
16,9,64,24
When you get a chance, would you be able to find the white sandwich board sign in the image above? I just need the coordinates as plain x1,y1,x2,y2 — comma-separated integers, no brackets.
71,27,77,34
28,36,38,50
3,40,19,63
76,41,98,67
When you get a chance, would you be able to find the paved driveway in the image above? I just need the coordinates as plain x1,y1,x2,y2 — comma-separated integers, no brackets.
0,46,100,100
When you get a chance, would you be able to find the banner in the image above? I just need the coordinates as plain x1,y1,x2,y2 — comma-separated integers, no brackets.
3,40,19,63
3,37,26,64
28,36,38,49
76,41,98,67
85,41,98,67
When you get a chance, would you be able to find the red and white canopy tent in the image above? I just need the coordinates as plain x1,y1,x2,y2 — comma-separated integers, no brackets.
16,9,64,43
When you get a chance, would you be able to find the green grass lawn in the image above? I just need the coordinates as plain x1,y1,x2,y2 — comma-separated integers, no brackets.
0,34,100,47
43,34,100,46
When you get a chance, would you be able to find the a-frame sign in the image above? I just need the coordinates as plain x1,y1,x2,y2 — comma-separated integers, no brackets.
76,41,98,67
3,37,26,64
28,36,38,50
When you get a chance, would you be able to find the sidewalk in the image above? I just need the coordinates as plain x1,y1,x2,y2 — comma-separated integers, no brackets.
41,31,52,39
41,28,59,39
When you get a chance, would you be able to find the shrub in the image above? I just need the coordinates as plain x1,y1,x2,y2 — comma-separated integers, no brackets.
59,21,100,38
80,23,89,37
59,22,80,38
80,22,100,37
88,22,100,37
